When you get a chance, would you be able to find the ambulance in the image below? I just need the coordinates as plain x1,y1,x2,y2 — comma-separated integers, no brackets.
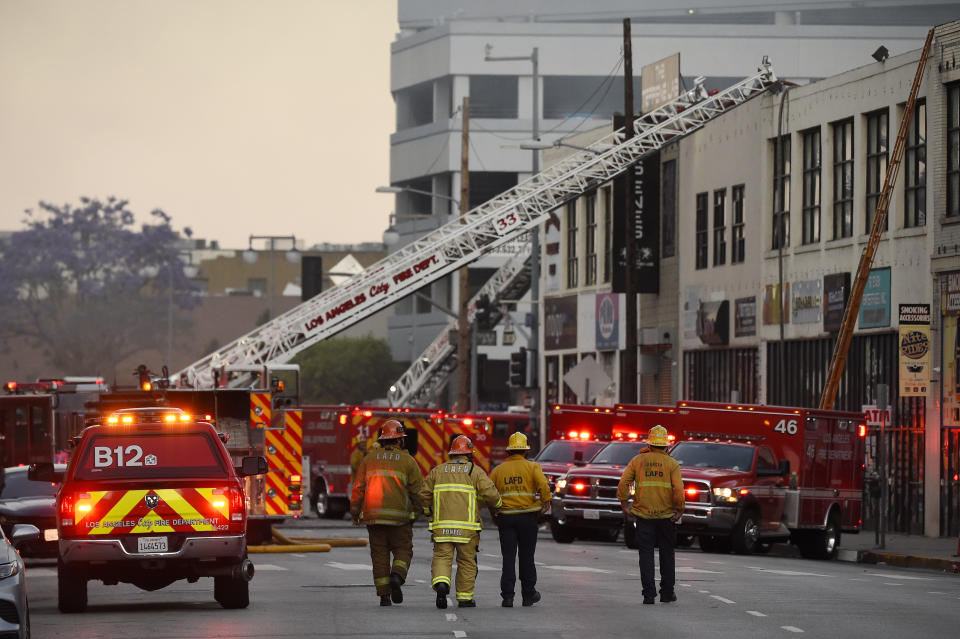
672,400,866,559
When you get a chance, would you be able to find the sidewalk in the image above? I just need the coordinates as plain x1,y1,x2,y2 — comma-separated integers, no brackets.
838,530,960,573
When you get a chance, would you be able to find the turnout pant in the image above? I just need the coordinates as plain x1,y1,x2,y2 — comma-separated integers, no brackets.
635,517,676,599
431,533,479,602
496,512,539,600
367,523,413,596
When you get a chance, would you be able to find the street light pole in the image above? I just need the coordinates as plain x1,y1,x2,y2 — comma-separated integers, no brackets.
485,45,541,442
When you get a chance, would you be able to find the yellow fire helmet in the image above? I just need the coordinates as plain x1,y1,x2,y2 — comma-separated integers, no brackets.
648,425,669,447
506,432,530,451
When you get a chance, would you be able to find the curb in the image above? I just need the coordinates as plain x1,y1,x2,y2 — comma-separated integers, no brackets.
856,550,960,574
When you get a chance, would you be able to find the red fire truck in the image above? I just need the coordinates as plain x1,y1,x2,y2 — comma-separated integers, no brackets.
672,400,866,559
467,410,534,466
302,406,493,519
548,403,677,442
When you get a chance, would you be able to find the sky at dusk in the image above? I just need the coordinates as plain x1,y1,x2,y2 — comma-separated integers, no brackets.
0,0,397,250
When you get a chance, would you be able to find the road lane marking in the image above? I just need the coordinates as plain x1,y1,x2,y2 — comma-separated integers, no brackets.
677,567,722,573
782,626,804,633
326,562,371,571
254,564,288,571
710,595,736,604
542,565,612,573
446,613,457,621
292,553,307,558
481,553,498,558
883,582,902,586
748,567,830,577
679,583,692,588
415,579,426,584
699,590,711,594
928,591,948,594
863,572,930,580
453,632,467,638
746,611,766,617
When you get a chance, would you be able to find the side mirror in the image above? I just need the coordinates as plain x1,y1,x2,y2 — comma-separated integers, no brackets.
11,524,40,548
239,456,269,477
27,462,64,484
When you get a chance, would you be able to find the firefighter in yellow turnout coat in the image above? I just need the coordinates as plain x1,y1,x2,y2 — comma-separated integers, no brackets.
420,435,502,609
351,420,423,606
489,432,551,607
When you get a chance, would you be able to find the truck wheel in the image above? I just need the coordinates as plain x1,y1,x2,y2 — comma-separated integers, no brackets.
57,560,87,613
731,511,761,555
676,534,695,548
324,499,347,520
550,520,575,544
314,487,329,517
801,512,841,560
214,575,250,609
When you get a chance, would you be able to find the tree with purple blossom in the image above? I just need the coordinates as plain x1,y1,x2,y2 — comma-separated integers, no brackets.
0,197,199,377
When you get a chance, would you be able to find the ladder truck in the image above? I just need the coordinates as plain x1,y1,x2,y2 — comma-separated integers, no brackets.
174,58,779,423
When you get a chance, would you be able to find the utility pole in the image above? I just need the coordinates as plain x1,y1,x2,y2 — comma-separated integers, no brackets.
622,18,637,404
457,96,471,412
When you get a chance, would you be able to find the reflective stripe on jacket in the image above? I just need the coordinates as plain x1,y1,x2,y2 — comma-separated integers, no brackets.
350,445,424,525
617,448,685,520
420,455,502,543
489,454,552,514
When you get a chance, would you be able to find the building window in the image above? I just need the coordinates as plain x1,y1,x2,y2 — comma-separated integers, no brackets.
662,160,677,258
865,109,889,231
566,202,578,288
731,185,745,263
602,187,612,283
772,135,790,249
833,119,854,238
713,189,726,266
801,127,821,244
469,75,518,118
950,84,960,218
585,193,597,286
905,100,926,228
695,192,708,270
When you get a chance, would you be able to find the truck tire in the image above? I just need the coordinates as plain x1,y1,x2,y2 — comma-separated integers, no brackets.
799,512,841,560
313,485,329,517
550,520,575,543
57,560,87,613
324,499,347,520
214,575,250,609
731,510,761,555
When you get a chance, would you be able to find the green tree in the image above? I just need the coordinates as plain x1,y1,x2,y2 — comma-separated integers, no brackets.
294,336,404,404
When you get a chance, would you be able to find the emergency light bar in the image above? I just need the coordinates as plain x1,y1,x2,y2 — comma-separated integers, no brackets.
681,431,765,442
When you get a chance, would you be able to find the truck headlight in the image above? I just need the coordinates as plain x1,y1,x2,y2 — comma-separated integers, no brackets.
0,561,20,579
712,487,737,503
556,478,567,491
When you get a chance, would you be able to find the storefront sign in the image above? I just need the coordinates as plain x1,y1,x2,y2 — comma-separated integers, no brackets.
899,304,930,397
613,140,660,294
544,295,578,351
823,272,850,333
735,297,757,337
762,283,790,325
859,267,891,328
595,293,620,351
791,279,822,324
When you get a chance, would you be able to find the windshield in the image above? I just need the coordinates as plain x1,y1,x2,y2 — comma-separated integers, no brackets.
74,432,228,480
534,440,605,463
0,468,61,499
671,442,755,472
590,442,646,466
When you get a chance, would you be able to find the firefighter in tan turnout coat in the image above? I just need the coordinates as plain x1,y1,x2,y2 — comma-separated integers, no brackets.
420,435,502,609
350,420,423,606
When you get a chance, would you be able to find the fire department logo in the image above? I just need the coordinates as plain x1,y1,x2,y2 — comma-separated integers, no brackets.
145,494,160,509
144,454,157,466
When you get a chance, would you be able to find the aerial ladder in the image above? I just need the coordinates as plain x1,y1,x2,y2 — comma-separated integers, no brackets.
388,242,532,406
819,29,933,409
175,58,778,389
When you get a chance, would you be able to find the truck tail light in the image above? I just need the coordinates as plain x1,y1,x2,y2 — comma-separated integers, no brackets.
859,425,866,437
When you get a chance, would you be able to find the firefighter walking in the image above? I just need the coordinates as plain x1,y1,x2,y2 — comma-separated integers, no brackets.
350,420,423,606
420,435,502,609
489,432,551,607
617,425,685,605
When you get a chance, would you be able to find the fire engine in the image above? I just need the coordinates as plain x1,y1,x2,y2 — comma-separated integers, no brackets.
672,400,865,559
301,406,493,518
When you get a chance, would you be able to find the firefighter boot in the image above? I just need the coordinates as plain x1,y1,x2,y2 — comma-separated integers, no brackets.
390,573,404,604
435,582,449,609
380,595,392,607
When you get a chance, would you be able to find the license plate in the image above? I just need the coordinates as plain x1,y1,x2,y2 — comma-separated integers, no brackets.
44,528,59,542
137,536,168,552
583,509,600,520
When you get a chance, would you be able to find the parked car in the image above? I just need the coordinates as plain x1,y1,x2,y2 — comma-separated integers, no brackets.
0,465,64,558
0,521,40,639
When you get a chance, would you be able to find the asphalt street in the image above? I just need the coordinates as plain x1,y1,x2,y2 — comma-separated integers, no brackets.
25,523,960,638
